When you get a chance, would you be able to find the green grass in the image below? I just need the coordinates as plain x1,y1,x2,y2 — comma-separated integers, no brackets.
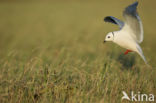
0,0,156,103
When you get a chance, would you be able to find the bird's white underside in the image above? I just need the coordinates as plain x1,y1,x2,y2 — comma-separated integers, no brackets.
113,24,147,63
104,2,147,63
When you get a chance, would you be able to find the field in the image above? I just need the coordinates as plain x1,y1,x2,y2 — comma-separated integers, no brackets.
0,0,156,103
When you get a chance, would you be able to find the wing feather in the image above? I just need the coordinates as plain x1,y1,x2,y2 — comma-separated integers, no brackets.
104,16,124,29
123,2,143,43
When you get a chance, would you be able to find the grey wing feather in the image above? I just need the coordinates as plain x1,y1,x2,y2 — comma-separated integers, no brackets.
123,2,143,43
104,16,124,29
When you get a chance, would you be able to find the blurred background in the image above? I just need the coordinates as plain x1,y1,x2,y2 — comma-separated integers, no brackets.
0,0,156,103
0,0,156,62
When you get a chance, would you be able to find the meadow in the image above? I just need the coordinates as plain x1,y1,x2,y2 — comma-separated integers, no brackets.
0,0,156,103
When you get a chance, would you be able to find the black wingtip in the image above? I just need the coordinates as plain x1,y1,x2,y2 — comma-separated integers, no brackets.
104,16,118,24
134,1,138,6
130,1,139,8
104,16,110,22
124,1,139,16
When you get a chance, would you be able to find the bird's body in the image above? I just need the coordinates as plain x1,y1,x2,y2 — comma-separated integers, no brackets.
113,30,137,51
104,2,147,64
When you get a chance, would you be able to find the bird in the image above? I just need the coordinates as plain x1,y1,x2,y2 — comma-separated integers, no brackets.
103,1,147,64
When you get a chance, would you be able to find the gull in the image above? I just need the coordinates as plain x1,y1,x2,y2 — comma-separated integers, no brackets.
103,2,147,64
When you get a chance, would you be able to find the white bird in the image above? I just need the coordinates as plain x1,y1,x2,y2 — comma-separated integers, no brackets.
104,2,147,64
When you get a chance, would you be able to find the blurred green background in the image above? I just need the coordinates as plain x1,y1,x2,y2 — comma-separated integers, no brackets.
0,0,155,103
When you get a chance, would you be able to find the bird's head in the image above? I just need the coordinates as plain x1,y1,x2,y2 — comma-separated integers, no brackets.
104,32,114,43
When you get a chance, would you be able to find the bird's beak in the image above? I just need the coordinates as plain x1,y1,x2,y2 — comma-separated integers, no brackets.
103,40,106,43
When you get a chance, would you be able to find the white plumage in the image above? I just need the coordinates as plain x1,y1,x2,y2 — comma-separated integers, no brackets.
104,2,147,64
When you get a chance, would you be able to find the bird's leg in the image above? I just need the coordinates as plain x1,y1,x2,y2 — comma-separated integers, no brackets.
124,49,133,55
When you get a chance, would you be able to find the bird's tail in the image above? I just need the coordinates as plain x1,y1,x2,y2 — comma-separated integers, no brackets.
136,45,147,64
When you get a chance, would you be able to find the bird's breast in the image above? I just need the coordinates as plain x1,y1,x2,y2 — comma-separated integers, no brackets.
113,34,137,51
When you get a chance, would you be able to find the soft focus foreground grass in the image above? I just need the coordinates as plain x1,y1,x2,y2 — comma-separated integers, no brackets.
0,0,156,103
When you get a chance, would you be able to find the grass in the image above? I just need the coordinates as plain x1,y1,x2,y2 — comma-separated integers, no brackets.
0,0,156,103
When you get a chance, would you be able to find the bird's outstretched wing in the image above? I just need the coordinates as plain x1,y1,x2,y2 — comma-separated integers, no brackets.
104,16,124,29
123,2,143,43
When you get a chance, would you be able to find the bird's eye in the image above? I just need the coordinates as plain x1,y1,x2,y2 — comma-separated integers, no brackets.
108,36,110,38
